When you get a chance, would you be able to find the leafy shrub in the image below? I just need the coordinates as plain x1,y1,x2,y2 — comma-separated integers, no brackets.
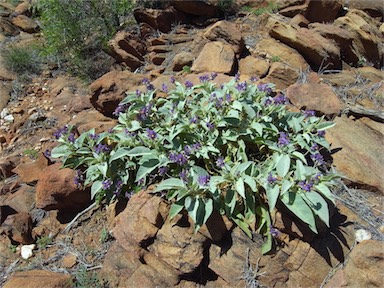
1,44,42,75
34,0,134,79
242,2,279,16
51,76,338,253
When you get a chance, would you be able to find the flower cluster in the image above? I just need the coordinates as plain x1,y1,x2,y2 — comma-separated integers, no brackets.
50,75,337,255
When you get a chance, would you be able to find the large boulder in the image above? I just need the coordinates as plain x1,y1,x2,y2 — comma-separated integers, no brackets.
254,38,310,71
286,82,342,114
203,20,244,55
269,20,341,71
334,9,382,69
107,31,146,70
305,0,343,23
3,270,72,288
35,163,90,211
172,0,219,17
326,116,384,192
134,6,188,33
191,41,236,74
1,212,33,244
89,70,146,117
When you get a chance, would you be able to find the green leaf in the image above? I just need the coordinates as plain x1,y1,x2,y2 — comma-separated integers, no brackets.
169,201,184,219
251,122,263,136
185,196,199,228
295,160,306,180
243,175,257,192
135,158,159,181
266,185,279,212
291,151,307,164
155,178,186,192
314,183,335,204
91,180,103,199
51,145,70,158
281,192,318,233
316,121,335,131
303,191,330,227
232,217,252,238
261,233,273,255
235,178,245,198
125,146,152,157
276,154,290,178
281,179,292,195
225,189,236,215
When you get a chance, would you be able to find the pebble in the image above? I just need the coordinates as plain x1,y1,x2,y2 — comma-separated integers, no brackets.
21,244,36,259
355,229,372,243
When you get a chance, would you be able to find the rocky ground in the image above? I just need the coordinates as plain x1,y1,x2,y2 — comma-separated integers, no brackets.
0,0,383,287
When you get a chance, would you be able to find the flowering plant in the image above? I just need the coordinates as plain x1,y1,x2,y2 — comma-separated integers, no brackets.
51,75,338,253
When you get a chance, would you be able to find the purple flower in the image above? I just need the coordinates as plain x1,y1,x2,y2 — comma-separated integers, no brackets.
258,83,272,93
273,93,288,105
94,143,110,154
210,72,218,80
225,93,232,102
298,180,313,192
206,122,215,130
310,143,319,151
278,132,290,147
215,97,224,109
161,83,168,93
170,76,176,84
53,125,69,139
250,76,258,82
113,104,128,116
199,74,210,83
68,133,76,143
114,180,123,195
192,142,202,150
234,73,240,82
142,78,154,90
137,103,152,121
185,81,193,88
184,145,192,155
137,178,145,186
146,128,157,140
216,157,225,168
264,97,273,106
311,153,324,165
179,169,188,182
169,152,188,166
74,170,84,187
236,81,247,92
304,110,315,118
190,115,198,124
267,173,277,184
102,179,113,190
43,149,51,158
317,130,326,137
159,166,168,176
312,172,322,184
198,175,211,186
136,89,141,96
89,133,99,140
269,225,281,238
125,190,134,199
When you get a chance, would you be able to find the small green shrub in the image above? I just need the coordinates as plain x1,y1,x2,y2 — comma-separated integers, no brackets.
243,2,279,16
74,267,106,288
51,75,338,253
182,65,192,73
36,235,53,249
1,44,42,75
23,148,39,160
34,0,134,80
271,55,280,63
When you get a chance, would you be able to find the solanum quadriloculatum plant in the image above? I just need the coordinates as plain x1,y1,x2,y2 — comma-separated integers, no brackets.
51,74,338,253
